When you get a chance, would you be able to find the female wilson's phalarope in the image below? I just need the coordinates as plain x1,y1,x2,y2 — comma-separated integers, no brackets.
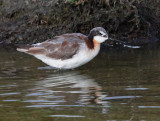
17,27,108,69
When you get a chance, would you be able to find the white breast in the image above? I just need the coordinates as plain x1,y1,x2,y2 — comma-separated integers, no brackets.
34,43,100,69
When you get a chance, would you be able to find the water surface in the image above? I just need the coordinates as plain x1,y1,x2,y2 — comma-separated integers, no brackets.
0,47,160,121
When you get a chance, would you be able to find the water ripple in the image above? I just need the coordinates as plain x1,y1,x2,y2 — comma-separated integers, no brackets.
0,92,20,96
138,106,160,108
2,99,19,102
22,100,65,103
49,115,85,118
26,104,85,108
104,96,142,100
125,88,148,90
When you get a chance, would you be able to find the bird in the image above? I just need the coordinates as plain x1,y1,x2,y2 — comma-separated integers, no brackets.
17,27,108,69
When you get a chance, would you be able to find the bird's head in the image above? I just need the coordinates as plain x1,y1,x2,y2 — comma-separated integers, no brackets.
88,27,108,43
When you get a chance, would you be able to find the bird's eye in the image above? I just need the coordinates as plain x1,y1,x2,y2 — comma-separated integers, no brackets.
101,34,107,37
99,32,104,37
99,33,107,37
99,31,107,37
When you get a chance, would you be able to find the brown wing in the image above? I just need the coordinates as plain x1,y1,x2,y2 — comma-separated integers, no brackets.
24,33,87,60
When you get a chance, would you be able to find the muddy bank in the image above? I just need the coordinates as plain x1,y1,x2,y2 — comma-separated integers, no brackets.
0,0,160,47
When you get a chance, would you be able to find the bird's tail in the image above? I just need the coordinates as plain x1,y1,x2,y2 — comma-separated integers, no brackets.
16,44,33,52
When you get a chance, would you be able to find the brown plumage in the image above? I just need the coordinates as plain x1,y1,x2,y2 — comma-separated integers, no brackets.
17,27,108,69
18,33,93,60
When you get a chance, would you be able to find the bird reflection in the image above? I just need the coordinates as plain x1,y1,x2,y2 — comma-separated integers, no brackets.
25,71,109,107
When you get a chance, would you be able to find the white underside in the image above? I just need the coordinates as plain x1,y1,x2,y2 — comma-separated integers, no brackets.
34,44,100,69
94,36,108,43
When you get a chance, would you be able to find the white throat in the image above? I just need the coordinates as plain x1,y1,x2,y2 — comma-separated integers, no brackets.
94,36,108,43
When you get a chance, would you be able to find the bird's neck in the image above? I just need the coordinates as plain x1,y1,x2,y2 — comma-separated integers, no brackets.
87,34,94,48
88,34,100,50
93,39,100,49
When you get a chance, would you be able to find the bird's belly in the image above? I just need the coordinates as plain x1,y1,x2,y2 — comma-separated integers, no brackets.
35,47,100,69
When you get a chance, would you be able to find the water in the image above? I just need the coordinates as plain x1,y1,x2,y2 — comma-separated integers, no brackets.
0,47,160,121
108,37,141,49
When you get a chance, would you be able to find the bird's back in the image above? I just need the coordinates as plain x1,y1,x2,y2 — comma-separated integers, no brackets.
17,33,92,60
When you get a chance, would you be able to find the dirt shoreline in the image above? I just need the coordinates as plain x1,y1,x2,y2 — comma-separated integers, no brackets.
0,0,160,47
